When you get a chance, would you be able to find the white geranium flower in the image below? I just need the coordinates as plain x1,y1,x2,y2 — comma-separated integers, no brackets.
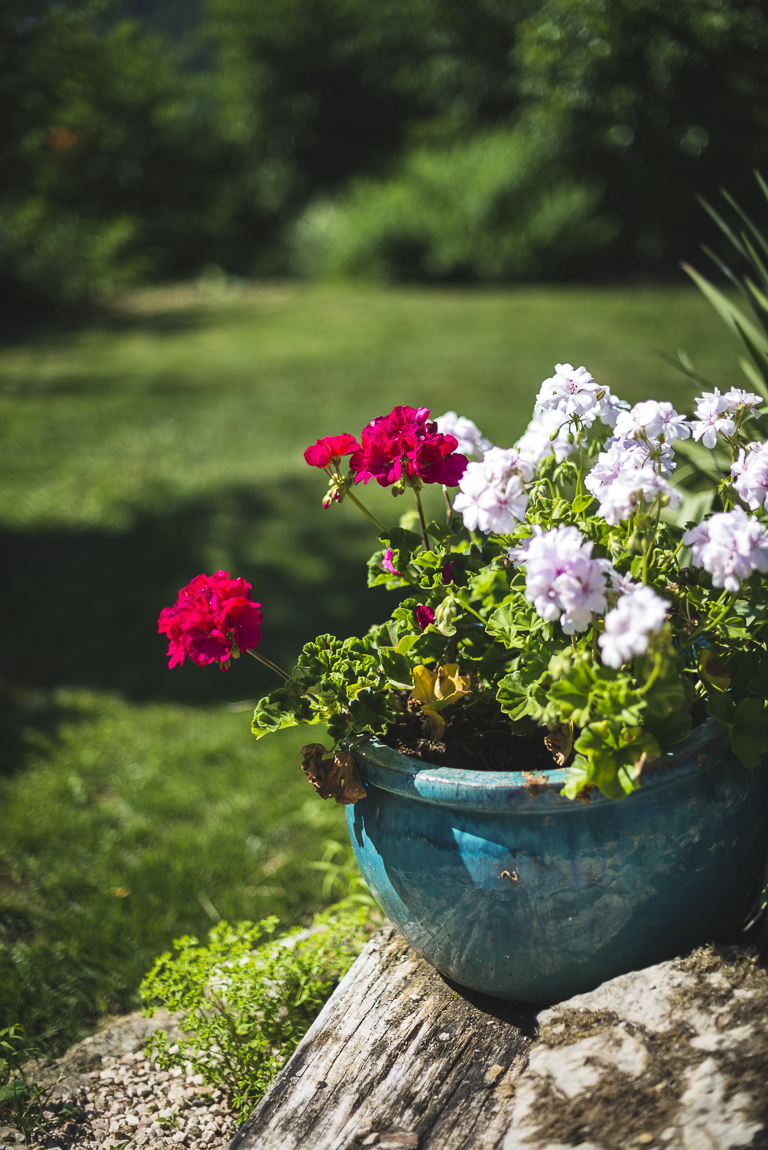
434,411,492,457
510,525,612,635
585,436,678,524
732,441,768,511
481,446,535,485
454,448,530,534
724,388,763,413
515,408,574,466
533,363,623,429
613,400,690,444
690,388,737,449
596,468,680,526
599,584,669,668
683,507,768,592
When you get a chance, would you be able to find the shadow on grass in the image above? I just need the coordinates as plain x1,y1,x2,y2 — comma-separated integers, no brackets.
0,475,402,774
0,288,284,353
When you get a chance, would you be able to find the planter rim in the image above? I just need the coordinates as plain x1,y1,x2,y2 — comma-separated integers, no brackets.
351,716,733,814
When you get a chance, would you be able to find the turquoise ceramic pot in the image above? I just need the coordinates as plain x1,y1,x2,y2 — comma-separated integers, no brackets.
346,719,768,1003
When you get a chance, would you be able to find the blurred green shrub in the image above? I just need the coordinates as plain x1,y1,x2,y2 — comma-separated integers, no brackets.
293,126,616,282
0,201,145,304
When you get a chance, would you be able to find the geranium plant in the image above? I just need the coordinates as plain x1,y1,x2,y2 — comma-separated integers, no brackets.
159,371,768,802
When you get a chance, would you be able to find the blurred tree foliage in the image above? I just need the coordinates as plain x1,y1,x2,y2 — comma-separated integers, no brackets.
0,0,236,304
515,0,768,269
2,0,768,303
203,0,539,273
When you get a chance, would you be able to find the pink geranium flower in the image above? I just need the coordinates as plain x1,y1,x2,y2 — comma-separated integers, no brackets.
415,605,435,630
382,548,400,576
158,571,263,670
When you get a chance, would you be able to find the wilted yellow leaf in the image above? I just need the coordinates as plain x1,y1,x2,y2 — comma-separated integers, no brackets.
435,663,471,702
412,665,439,706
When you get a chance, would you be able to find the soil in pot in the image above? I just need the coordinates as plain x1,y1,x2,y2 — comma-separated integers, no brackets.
382,697,566,774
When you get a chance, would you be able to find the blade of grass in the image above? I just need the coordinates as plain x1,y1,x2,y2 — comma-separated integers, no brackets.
700,244,751,303
755,170,768,206
720,188,768,263
696,195,750,262
682,262,768,373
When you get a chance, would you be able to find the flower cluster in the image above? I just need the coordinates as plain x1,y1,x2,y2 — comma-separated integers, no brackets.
158,572,262,670
599,585,669,669
350,405,467,488
511,525,612,635
690,388,761,449
612,400,690,445
515,408,574,466
534,363,623,429
585,433,679,525
454,447,532,534
683,508,768,592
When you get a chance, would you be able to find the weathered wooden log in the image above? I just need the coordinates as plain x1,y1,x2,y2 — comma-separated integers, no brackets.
232,924,768,1150
231,923,538,1150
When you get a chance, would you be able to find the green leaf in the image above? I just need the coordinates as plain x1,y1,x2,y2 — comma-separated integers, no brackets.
574,721,660,800
571,492,595,515
643,708,692,747
377,525,423,554
378,647,413,688
486,601,521,647
706,693,768,770
425,520,455,545
0,1078,27,1104
562,756,590,800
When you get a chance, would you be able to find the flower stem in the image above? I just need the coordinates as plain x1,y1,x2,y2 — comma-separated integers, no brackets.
246,649,291,681
683,593,737,649
345,488,387,532
413,488,431,551
637,653,663,696
442,485,453,524
641,500,663,584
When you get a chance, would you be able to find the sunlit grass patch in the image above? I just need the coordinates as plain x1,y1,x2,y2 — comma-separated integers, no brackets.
0,689,344,1050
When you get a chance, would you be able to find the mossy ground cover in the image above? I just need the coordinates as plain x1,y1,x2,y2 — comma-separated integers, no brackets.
0,280,743,1053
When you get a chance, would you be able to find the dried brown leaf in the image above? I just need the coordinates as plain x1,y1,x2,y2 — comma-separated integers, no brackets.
544,721,574,767
300,744,367,804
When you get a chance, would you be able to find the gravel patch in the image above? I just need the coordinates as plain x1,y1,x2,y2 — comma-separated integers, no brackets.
0,1014,238,1150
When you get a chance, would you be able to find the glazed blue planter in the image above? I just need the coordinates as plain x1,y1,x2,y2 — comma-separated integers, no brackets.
346,718,768,1003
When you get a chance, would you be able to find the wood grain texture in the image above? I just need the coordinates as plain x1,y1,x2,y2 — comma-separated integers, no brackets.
231,924,538,1150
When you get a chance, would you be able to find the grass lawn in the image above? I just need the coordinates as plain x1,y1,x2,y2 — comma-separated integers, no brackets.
0,280,745,1052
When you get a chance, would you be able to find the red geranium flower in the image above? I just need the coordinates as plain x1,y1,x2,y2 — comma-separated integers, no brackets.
158,571,263,670
349,405,467,488
304,434,360,469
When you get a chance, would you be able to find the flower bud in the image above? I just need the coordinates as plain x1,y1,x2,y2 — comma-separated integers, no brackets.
434,595,460,636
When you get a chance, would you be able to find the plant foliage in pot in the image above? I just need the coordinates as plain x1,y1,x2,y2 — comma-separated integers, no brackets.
158,333,768,1002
